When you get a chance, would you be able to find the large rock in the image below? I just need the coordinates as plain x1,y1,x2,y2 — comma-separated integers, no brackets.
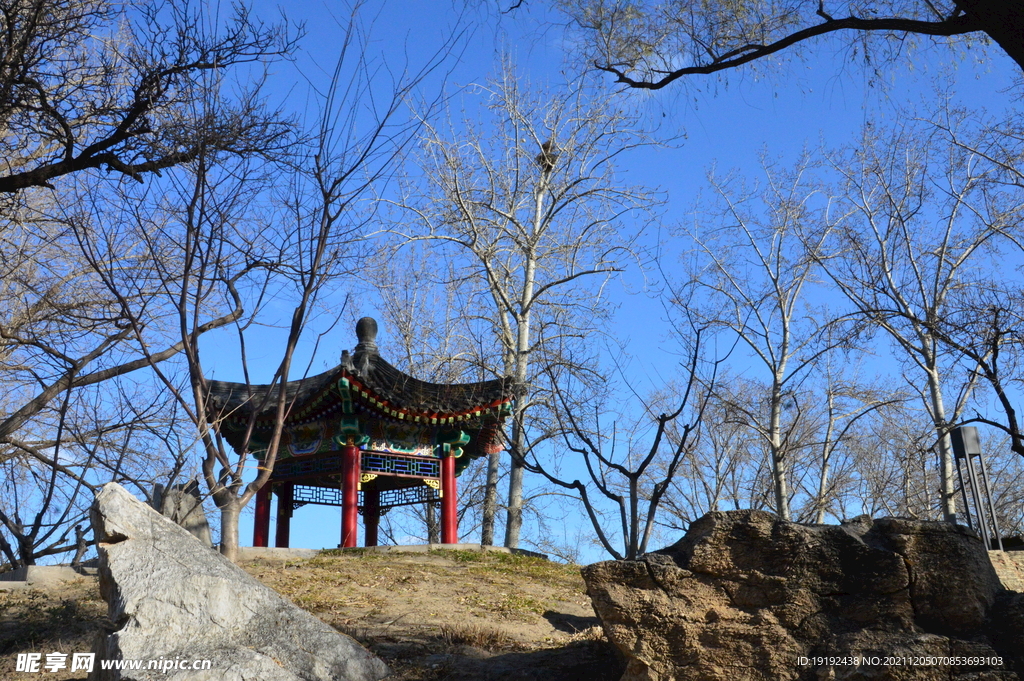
582,510,1024,681
88,482,389,681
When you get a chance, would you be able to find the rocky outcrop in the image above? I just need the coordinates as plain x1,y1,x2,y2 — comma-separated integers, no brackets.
88,482,389,681
990,550,1024,592
582,510,1024,681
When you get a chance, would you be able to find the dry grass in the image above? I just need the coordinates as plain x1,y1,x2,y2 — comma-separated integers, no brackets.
568,625,606,642
1,551,622,681
0,580,109,681
243,549,618,678
437,623,524,651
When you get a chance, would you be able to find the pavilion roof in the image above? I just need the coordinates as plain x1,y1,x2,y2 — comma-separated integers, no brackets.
206,318,515,431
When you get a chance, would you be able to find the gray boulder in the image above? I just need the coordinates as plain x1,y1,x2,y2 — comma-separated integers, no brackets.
582,510,1023,681
88,482,389,681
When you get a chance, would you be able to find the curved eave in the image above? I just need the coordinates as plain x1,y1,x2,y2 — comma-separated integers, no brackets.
206,359,515,431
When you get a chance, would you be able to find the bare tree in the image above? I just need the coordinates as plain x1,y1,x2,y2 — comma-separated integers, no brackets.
929,290,1024,458
526,328,711,560
395,62,660,548
659,379,763,527
833,401,947,520
0,0,296,194
555,0,1024,90
808,117,1023,522
785,333,906,523
0,0,295,471
677,154,857,520
909,108,1024,456
104,11,455,561
0,172,230,567
892,108,1024,481
0,376,191,567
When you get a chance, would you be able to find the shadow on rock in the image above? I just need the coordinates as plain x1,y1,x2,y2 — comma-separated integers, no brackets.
541,609,600,634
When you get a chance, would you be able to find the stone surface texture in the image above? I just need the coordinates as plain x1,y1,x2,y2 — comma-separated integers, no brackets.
88,482,389,681
990,550,1024,593
582,510,1024,681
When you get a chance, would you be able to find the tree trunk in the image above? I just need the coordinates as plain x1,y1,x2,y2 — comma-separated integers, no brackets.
627,476,640,559
503,186,542,549
769,381,791,521
19,544,35,567
481,448,501,545
814,459,830,524
0,532,20,570
771,454,790,521
219,502,240,563
71,525,88,567
815,392,837,524
426,501,440,544
504,418,526,548
924,367,957,523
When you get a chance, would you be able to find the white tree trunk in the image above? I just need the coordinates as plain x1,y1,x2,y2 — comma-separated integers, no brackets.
219,501,240,563
503,186,542,549
481,448,501,545
924,366,957,523
769,379,791,521
504,422,526,547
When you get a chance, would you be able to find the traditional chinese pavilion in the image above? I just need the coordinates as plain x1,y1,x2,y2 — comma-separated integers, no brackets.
207,318,514,548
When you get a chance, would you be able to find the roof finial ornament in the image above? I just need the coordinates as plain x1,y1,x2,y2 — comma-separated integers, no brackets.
353,317,379,375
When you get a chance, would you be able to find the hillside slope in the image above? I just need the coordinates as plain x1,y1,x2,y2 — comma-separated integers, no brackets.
1,549,621,680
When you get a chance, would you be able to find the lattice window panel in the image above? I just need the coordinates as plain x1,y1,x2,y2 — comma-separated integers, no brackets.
292,485,342,508
367,483,442,512
360,451,440,478
273,454,342,480
272,451,440,481
289,482,441,512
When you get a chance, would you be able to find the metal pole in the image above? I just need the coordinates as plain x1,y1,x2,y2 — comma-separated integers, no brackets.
955,457,973,530
977,452,1004,551
964,454,990,550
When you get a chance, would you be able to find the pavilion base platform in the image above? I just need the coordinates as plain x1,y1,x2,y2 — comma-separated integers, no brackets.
332,543,548,559
238,543,547,561
236,546,322,561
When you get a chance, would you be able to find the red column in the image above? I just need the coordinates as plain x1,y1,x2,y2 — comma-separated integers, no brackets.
275,482,293,548
341,444,360,548
440,454,458,544
253,484,272,547
364,488,380,547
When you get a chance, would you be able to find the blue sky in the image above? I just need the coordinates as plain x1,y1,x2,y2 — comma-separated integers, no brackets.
218,0,1024,561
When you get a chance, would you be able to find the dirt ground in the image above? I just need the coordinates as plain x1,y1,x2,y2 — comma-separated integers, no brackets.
0,577,108,680
0,549,623,680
